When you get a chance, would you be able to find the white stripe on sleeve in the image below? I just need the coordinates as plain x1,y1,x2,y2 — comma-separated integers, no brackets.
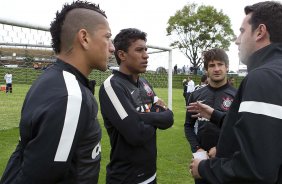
103,75,128,120
54,71,82,162
138,173,156,184
239,101,282,120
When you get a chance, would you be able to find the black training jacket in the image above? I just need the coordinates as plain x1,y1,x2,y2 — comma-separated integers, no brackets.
99,70,173,184
199,43,282,183
0,59,101,184
185,83,237,153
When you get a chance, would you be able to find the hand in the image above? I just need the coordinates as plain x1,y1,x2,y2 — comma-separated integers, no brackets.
189,158,202,179
196,148,205,152
187,101,213,120
208,147,216,158
155,98,167,110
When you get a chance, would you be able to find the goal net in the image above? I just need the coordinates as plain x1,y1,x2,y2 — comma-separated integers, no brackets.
0,19,172,129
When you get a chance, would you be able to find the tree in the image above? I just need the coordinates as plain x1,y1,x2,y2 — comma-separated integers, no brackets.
166,3,235,73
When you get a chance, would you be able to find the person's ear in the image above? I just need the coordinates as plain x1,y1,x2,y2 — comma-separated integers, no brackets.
117,50,126,62
256,24,268,41
78,29,89,49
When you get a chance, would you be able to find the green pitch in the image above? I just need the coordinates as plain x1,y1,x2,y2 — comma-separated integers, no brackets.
0,85,194,183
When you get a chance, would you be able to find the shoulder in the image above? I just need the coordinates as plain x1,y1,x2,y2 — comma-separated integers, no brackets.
61,71,85,100
194,84,200,90
102,74,128,88
240,67,282,102
246,67,277,88
224,85,237,97
99,74,129,96
190,85,207,98
194,85,208,92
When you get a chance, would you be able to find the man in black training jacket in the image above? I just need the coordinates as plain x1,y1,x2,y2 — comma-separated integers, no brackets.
0,1,114,183
99,28,174,184
190,1,282,183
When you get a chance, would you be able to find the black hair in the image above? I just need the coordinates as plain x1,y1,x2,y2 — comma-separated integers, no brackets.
245,1,282,42
113,28,147,65
203,48,229,70
50,0,106,54
200,74,208,83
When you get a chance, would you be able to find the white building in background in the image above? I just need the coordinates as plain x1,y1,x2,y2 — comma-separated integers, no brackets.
238,64,247,77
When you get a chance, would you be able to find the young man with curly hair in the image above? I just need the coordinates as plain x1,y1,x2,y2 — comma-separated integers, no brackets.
190,1,282,183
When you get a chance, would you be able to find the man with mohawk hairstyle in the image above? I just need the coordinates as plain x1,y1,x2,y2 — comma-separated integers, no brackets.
0,1,114,183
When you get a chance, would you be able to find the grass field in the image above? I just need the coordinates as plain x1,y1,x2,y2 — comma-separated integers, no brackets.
0,84,194,183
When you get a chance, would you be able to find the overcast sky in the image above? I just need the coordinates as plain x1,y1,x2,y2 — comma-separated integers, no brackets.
0,0,275,71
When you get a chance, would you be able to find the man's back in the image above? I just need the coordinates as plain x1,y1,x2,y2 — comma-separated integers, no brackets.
4,73,12,83
0,61,102,184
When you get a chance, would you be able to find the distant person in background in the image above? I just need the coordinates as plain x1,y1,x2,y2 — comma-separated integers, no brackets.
185,76,195,104
0,1,114,183
183,78,188,99
185,65,189,74
174,64,178,74
4,72,12,93
182,65,186,74
190,1,282,183
228,76,235,87
185,48,237,184
194,74,208,91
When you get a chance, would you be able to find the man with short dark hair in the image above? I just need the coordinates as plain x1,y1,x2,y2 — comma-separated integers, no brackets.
228,76,235,87
194,74,208,91
185,48,236,184
99,28,173,184
190,1,282,183
0,1,114,183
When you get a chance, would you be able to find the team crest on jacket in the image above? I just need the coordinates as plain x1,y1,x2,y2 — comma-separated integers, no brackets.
221,97,233,110
143,82,153,96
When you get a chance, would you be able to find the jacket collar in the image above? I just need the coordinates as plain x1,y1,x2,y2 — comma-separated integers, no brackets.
112,70,139,86
247,43,282,72
207,82,231,91
55,59,95,93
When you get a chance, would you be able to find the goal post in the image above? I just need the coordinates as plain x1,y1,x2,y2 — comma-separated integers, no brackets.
0,18,173,128
147,44,172,109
